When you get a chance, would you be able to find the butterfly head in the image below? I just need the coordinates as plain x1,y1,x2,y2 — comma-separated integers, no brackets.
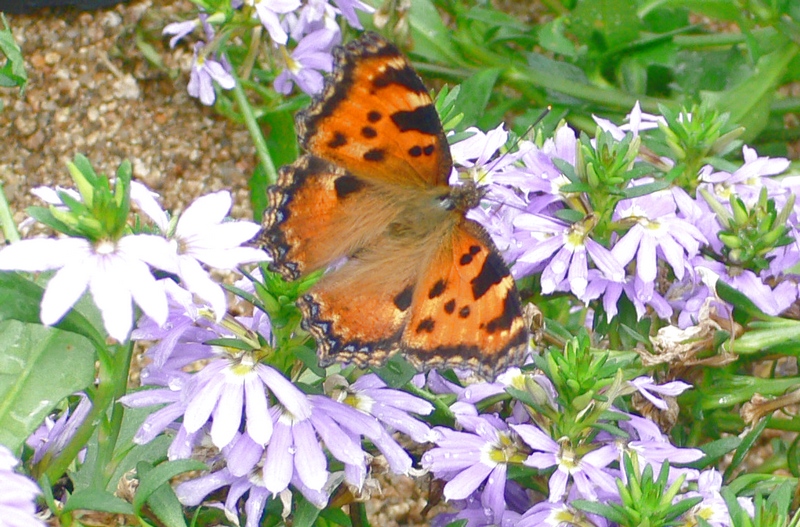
440,180,486,213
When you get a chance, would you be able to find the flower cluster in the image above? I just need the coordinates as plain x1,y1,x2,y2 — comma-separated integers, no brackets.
454,103,796,328
164,0,374,104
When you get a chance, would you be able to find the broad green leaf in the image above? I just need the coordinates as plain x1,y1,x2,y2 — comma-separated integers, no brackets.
455,68,501,131
407,0,462,66
0,320,94,451
570,0,641,50
702,41,800,140
0,271,106,350
372,353,418,388
0,14,27,92
63,488,135,515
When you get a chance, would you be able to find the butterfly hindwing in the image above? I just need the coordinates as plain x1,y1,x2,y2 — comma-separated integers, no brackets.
297,238,427,368
260,154,401,280
401,219,529,378
297,32,452,188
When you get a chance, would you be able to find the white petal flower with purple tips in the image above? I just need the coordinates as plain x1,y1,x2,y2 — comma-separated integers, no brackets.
0,446,47,527
137,190,269,320
0,234,174,341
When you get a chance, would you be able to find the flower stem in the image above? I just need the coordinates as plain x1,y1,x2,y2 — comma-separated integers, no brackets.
230,65,279,186
0,182,20,243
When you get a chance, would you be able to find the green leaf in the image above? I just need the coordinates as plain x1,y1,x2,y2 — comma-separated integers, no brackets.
570,0,641,50
372,354,418,388
133,459,207,512
293,493,323,527
714,280,770,321
63,488,135,515
723,417,769,481
0,320,94,451
135,462,191,527
701,42,800,140
406,0,463,66
454,68,501,131
688,436,741,468
0,14,27,92
0,271,106,350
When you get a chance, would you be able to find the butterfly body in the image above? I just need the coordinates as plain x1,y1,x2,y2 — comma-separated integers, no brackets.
261,33,529,378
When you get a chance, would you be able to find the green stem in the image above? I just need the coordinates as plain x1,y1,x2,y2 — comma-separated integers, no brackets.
0,182,20,243
41,341,133,487
231,67,279,186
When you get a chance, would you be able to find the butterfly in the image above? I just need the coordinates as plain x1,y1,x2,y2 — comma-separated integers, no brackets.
260,32,529,379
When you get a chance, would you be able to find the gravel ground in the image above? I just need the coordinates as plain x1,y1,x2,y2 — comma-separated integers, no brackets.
0,2,445,525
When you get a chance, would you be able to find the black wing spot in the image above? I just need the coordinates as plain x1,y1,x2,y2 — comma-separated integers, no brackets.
361,126,377,138
393,285,413,312
423,144,435,156
372,65,427,94
485,294,520,333
364,149,385,162
334,175,366,199
327,132,347,148
367,111,382,122
471,252,510,300
459,305,471,318
409,146,423,157
428,279,447,299
416,317,435,333
390,105,441,135
444,299,456,314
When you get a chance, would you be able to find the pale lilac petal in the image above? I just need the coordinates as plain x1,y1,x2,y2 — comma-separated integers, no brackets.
183,378,224,432
263,422,293,494
125,258,169,327
512,424,558,453
89,256,134,341
244,374,272,445
292,419,328,491
548,467,569,502
176,469,236,506
119,234,178,273
443,461,493,500
257,365,311,419
130,181,170,231
210,380,243,448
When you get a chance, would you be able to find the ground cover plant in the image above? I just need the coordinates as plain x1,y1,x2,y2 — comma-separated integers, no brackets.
0,1,799,526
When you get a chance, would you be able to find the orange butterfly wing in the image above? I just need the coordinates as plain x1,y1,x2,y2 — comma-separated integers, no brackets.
298,32,452,188
261,32,530,378
401,219,529,378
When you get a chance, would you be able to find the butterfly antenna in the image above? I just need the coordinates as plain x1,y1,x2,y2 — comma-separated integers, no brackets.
479,106,552,183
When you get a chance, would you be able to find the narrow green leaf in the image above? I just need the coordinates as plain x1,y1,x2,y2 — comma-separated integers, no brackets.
372,353,418,389
136,462,191,527
724,417,769,481
133,459,207,512
63,488,135,515
293,493,323,527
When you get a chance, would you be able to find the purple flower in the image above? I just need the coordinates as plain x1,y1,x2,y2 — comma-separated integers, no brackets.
330,0,374,28
275,29,337,95
680,469,752,526
163,19,199,48
26,393,92,465
0,233,174,342
612,191,707,301
423,412,529,523
629,377,692,411
620,413,704,481
513,214,625,296
250,0,301,44
518,500,609,527
188,42,235,105
512,424,618,502
0,445,47,527
699,145,789,206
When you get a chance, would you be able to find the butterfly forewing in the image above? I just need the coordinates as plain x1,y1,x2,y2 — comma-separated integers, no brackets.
260,155,401,280
298,32,452,188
